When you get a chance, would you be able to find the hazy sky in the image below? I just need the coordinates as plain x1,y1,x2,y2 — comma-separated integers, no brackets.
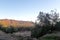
0,0,60,22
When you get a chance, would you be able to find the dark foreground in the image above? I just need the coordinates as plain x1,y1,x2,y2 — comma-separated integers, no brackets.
0,31,38,40
0,30,60,40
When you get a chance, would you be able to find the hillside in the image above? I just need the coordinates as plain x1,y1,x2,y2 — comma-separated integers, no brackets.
0,19,35,28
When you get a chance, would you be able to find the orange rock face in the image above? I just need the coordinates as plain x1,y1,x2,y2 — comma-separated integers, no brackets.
0,19,35,28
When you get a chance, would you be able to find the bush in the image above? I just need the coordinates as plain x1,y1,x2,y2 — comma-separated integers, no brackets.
1,27,14,33
13,27,19,32
31,24,42,38
5,27,14,33
0,26,14,33
55,22,60,31
0,25,34,34
31,24,54,38
17,27,33,31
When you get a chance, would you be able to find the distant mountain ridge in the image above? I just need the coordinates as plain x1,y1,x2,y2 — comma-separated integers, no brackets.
0,19,35,28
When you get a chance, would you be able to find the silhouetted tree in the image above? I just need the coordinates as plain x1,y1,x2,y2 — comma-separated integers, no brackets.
31,10,59,38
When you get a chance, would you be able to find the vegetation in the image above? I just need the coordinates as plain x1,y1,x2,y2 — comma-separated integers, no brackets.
31,10,60,39
0,25,33,33
54,22,60,31
0,10,60,40
40,35,60,40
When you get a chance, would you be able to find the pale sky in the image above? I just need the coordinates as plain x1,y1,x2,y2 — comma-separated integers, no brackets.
0,0,60,22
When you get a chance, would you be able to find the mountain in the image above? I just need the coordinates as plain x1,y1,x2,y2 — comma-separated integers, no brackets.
0,19,35,28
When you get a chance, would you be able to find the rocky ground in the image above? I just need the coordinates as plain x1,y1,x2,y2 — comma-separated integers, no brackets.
0,30,60,40
0,31,38,40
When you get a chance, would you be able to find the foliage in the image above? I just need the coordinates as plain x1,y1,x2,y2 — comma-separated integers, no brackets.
40,35,60,40
55,22,60,31
1,26,14,33
37,10,59,26
0,25,33,33
0,25,17,33
31,24,42,38
17,27,33,31
31,24,53,38
31,10,59,38
13,27,19,32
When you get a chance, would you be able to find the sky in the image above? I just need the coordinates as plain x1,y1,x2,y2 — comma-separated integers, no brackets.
0,0,60,22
